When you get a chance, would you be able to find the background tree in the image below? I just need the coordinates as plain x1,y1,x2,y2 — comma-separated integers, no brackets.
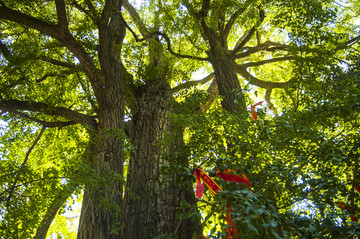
0,0,359,238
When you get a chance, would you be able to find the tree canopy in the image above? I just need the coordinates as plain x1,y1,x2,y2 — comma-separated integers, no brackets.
0,0,360,238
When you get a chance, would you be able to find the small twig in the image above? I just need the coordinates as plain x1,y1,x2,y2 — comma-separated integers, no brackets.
173,219,182,236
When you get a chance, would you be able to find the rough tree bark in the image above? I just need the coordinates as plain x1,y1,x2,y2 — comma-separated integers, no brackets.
76,1,130,237
77,108,125,239
123,79,201,238
209,46,247,113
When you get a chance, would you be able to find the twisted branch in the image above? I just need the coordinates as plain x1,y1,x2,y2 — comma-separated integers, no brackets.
121,14,208,61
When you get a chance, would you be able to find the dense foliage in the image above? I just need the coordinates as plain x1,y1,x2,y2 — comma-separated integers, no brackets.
0,0,359,238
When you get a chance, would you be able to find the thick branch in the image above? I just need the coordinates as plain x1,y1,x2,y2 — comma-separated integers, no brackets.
240,56,294,68
98,0,123,82
0,99,96,128
34,181,78,239
0,39,11,60
172,73,214,93
218,8,226,36
101,0,116,26
9,110,77,128
0,5,101,102
123,0,149,36
199,0,210,18
39,56,79,69
199,77,219,112
233,41,290,59
0,6,61,39
199,18,215,46
237,67,293,90
181,0,211,44
182,0,213,45
55,0,69,30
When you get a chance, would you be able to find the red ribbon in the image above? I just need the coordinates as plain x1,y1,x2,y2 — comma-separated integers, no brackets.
250,101,263,121
194,168,251,239
194,169,205,199
225,205,238,238
216,171,251,188
194,168,222,197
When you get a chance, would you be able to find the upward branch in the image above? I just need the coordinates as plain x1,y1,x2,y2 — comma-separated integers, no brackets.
123,0,150,37
231,7,265,56
71,0,99,26
199,0,210,18
55,0,69,30
221,7,247,41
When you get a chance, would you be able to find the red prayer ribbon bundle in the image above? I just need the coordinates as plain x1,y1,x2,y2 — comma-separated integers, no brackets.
194,168,251,238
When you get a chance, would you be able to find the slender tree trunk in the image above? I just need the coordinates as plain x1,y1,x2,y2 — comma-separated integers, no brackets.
123,80,201,238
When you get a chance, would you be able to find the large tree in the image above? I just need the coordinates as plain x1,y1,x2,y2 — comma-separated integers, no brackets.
0,0,359,238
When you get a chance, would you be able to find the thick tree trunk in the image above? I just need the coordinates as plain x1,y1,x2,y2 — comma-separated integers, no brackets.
123,80,201,238
77,60,125,239
209,47,247,113
77,107,125,239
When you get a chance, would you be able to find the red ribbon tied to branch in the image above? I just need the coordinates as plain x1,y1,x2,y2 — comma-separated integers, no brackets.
194,168,222,199
250,101,263,121
194,168,251,239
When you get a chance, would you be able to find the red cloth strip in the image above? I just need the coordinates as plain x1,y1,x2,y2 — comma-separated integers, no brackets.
225,205,238,238
194,168,245,238
194,169,205,199
216,171,251,188
195,168,222,195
